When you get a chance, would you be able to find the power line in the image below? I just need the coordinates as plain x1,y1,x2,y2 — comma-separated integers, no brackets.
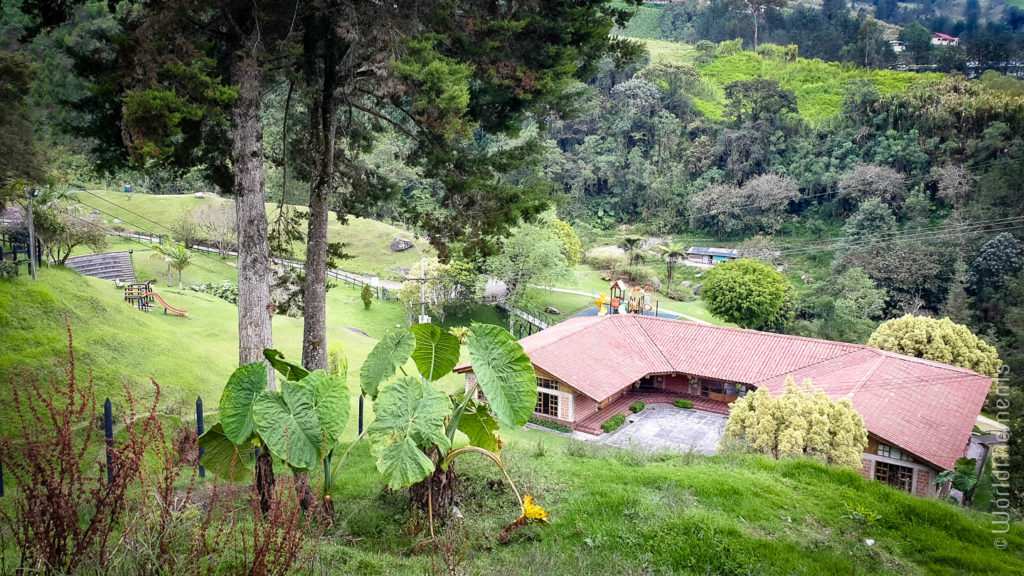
73,196,240,273
774,214,1024,252
779,217,1024,255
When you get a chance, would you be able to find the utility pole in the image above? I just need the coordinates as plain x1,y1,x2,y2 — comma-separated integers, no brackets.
25,188,39,281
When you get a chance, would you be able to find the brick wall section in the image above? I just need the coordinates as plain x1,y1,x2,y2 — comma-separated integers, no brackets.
860,457,874,481
915,469,932,498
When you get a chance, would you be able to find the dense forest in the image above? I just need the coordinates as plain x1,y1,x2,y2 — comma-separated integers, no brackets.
3,0,1024,513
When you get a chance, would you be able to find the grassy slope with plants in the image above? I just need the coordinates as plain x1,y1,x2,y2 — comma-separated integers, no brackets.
633,38,943,123
1,268,1022,573
0,267,420,429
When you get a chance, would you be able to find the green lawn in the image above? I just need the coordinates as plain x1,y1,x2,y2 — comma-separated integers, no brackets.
637,37,696,66
2,267,1022,574
627,38,943,124
81,188,431,280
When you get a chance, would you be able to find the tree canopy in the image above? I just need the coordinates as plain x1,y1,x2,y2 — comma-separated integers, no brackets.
868,315,1002,378
721,377,868,469
701,258,789,329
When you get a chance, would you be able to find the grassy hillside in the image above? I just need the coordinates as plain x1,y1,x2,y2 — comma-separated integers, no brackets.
79,188,432,280
1,268,1021,574
0,267,422,428
631,38,943,124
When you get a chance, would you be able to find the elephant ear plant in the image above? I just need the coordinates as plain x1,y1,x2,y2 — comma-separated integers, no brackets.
361,322,546,534
198,349,350,513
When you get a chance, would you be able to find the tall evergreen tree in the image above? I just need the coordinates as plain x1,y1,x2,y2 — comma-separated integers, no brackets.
289,0,645,369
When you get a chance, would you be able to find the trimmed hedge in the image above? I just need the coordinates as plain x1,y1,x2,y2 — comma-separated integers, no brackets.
601,414,627,433
674,398,694,409
629,401,646,413
528,416,572,434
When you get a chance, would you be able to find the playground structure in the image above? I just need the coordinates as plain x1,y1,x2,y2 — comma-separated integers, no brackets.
124,281,189,316
594,279,659,316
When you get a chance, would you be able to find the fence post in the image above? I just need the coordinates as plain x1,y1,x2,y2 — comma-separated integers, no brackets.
358,396,364,435
0,443,5,497
196,396,205,478
104,398,114,484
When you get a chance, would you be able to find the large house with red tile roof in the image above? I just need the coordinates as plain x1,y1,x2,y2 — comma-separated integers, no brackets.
455,314,993,497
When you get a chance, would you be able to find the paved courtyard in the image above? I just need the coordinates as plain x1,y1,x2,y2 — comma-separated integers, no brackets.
599,403,727,455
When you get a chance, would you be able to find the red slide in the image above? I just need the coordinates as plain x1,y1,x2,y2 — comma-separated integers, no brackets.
144,292,189,316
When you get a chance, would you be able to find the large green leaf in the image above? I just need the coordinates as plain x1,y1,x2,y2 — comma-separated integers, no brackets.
219,362,268,445
371,437,437,491
466,323,537,428
359,330,416,398
456,401,500,453
304,370,350,447
367,376,451,488
198,423,256,482
263,349,309,382
253,381,323,470
410,323,462,381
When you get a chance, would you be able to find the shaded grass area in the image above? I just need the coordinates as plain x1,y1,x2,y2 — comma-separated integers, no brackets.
82,188,431,280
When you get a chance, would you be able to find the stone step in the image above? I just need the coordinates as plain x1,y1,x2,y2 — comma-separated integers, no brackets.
66,251,135,282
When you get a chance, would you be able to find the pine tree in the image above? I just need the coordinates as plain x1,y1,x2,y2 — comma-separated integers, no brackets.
943,259,974,325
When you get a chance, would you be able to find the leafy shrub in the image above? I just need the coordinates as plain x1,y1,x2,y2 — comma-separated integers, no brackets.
624,265,656,286
0,260,18,279
189,280,239,303
717,38,743,56
584,246,627,270
528,416,572,434
601,414,627,433
662,288,696,302
629,401,645,413
674,398,694,409
448,325,470,344
361,284,373,310
841,502,882,525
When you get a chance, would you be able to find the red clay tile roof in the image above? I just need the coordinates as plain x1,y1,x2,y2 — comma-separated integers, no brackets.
458,314,991,471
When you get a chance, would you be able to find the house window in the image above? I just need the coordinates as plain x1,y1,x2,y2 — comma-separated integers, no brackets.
877,443,914,462
537,377,559,391
536,391,559,417
875,461,914,492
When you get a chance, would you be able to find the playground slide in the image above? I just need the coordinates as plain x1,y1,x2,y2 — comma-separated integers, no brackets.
144,292,189,317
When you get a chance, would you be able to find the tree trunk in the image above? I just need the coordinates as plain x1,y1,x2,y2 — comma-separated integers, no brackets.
301,103,337,371
230,48,275,385
300,18,338,372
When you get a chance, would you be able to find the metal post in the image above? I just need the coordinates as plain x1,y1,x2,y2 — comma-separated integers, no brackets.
104,398,115,484
358,396,364,435
25,189,38,281
196,396,205,478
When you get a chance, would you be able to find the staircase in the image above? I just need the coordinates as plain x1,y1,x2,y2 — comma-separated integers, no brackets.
65,251,136,282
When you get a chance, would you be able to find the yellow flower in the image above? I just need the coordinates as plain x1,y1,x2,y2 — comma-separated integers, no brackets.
520,494,549,522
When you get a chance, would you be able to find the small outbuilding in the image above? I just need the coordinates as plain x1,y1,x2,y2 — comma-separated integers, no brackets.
685,246,738,266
